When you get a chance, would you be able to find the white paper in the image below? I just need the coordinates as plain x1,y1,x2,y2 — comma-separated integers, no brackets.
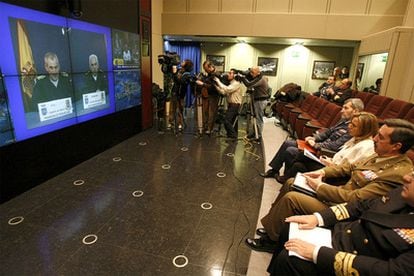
288,222,332,260
83,90,106,109
37,97,73,122
304,149,325,166
292,173,316,196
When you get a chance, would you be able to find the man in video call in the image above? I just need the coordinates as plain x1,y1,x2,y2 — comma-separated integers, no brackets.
83,54,108,94
31,52,73,112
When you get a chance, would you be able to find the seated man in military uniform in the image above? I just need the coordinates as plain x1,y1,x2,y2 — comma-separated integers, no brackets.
267,170,414,275
246,119,414,253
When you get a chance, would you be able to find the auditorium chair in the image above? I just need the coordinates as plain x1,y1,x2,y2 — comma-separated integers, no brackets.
300,103,342,139
354,91,375,105
280,93,313,129
363,95,393,116
377,99,413,124
286,95,318,134
293,98,329,138
403,107,414,124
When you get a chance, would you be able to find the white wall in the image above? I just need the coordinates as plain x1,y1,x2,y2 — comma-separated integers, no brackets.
200,42,354,94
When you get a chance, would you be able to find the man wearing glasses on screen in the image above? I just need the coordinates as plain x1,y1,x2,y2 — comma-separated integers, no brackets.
31,52,73,121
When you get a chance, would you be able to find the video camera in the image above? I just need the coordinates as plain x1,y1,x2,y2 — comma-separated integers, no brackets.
232,68,252,82
212,72,230,86
158,51,181,74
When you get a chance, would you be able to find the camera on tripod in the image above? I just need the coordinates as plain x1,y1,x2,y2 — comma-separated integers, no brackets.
232,68,252,82
212,71,230,86
158,51,181,74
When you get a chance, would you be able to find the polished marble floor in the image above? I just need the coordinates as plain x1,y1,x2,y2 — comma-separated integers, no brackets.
0,114,269,275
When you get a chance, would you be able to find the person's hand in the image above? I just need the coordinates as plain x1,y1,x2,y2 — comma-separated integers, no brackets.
303,169,325,179
319,155,333,166
285,215,318,229
304,174,323,190
326,87,334,95
172,65,177,73
196,80,203,86
284,239,315,261
307,139,316,147
304,136,314,143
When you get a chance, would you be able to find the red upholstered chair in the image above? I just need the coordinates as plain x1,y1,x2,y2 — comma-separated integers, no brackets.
403,107,414,124
287,95,318,134
280,92,310,129
300,103,342,139
294,98,329,138
378,99,413,124
364,95,393,116
354,91,375,105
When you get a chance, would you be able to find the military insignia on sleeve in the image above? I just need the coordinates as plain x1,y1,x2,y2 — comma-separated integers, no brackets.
331,203,350,221
334,252,359,276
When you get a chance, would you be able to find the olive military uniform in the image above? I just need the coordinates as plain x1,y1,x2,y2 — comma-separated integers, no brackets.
261,154,413,242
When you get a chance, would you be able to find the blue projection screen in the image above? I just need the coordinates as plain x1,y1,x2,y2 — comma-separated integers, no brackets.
0,2,141,147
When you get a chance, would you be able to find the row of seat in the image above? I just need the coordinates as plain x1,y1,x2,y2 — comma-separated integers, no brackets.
274,91,414,140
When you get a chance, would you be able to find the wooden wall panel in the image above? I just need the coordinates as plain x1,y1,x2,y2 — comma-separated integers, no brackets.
292,0,328,14
189,0,219,13
222,0,253,13
163,0,187,13
256,0,290,13
330,0,368,14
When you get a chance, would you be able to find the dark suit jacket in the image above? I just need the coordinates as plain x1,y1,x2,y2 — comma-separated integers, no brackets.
317,187,414,275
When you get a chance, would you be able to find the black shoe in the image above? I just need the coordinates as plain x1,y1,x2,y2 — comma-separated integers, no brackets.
245,237,277,253
256,227,268,237
276,175,288,183
260,169,277,178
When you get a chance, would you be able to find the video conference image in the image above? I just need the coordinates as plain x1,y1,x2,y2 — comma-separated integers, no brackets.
0,2,141,147
0,75,14,146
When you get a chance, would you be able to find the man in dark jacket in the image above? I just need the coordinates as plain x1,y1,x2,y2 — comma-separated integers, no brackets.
239,66,270,140
260,98,364,183
247,118,414,254
267,171,414,276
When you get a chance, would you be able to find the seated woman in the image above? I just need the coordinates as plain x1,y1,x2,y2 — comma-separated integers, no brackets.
278,112,378,183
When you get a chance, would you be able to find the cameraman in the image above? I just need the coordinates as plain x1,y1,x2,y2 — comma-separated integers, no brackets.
239,66,270,140
214,69,242,139
171,59,194,131
195,60,220,135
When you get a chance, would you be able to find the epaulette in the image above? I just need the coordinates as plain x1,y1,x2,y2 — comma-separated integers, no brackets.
36,75,46,80
61,72,69,77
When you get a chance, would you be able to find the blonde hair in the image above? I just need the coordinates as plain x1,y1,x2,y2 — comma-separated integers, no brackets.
352,112,378,141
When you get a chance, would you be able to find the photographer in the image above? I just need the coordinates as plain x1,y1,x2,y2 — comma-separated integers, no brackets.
170,59,194,131
196,60,220,135
238,66,270,140
214,69,242,139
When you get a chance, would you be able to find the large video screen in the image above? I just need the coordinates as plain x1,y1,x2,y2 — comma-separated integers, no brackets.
0,2,140,146
112,29,141,111
0,74,15,146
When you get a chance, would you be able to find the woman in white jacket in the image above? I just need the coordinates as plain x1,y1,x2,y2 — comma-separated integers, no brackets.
280,112,378,181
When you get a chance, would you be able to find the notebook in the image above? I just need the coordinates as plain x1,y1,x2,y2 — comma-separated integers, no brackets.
292,173,317,197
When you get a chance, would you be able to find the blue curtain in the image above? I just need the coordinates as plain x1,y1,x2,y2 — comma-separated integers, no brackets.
164,41,201,107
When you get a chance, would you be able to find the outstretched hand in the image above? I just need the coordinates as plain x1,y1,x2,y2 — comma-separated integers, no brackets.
285,215,318,229
284,239,315,261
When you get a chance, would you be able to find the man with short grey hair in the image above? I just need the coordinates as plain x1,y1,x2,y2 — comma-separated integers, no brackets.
260,98,364,182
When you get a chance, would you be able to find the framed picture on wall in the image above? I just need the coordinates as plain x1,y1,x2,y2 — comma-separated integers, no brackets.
312,61,336,79
206,55,225,72
257,57,278,76
356,62,365,81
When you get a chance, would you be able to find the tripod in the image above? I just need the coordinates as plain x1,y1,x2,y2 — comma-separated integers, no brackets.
236,91,259,141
